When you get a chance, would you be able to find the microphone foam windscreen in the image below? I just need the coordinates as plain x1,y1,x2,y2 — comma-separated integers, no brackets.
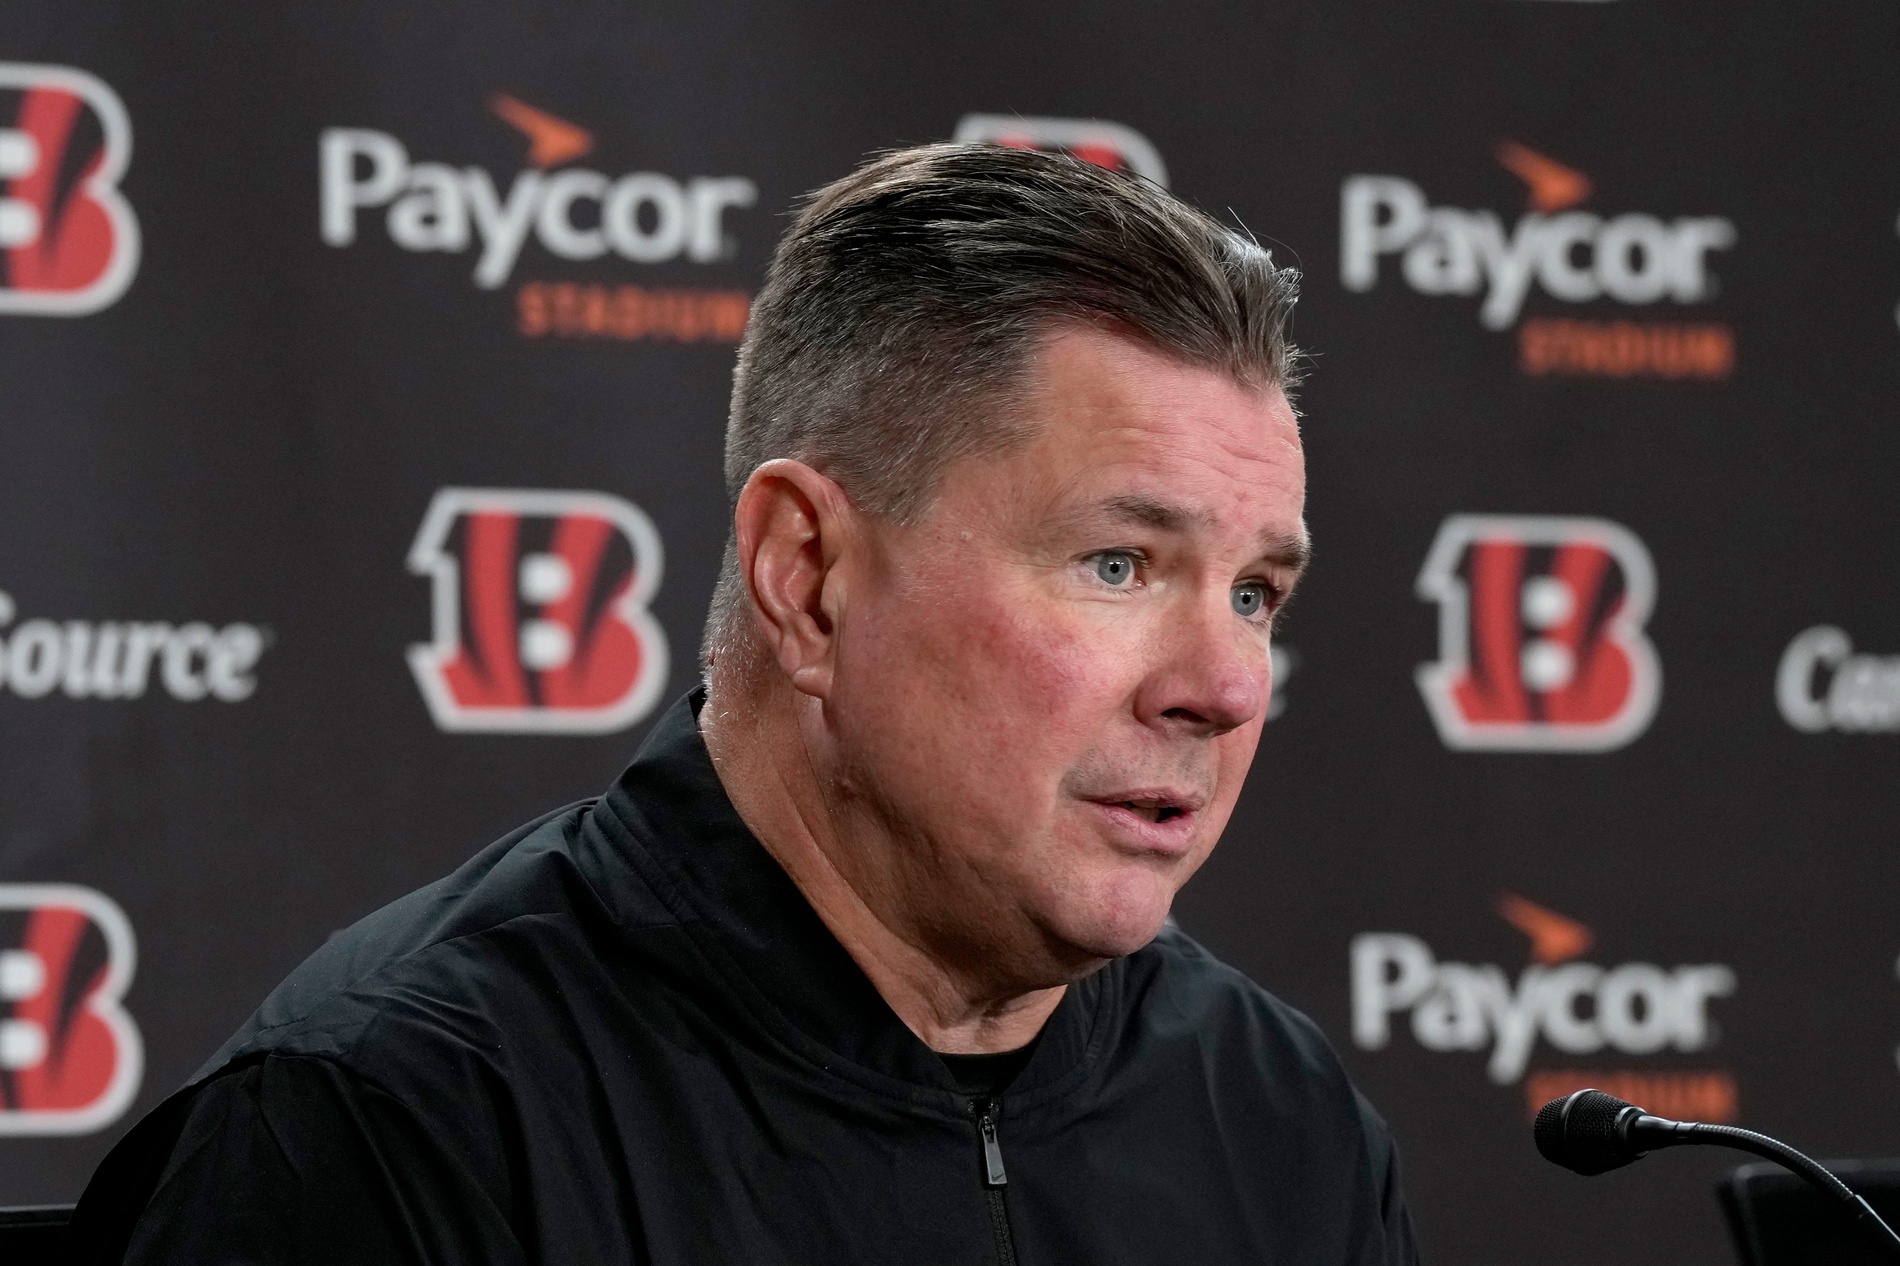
1535,1089,1639,1176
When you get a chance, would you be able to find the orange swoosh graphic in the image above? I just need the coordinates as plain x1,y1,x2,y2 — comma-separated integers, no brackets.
1497,891,1596,964
489,93,594,168
1495,140,1593,213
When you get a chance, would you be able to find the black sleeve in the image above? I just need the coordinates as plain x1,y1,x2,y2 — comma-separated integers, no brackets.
1356,1088,1422,1265
120,1054,525,1266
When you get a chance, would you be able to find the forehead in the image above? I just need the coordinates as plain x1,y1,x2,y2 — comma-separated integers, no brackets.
990,325,1306,533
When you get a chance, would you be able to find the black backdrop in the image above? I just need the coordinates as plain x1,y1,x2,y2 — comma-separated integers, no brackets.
4,4,1899,1262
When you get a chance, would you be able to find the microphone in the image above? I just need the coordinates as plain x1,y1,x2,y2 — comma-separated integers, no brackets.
1535,1088,1900,1261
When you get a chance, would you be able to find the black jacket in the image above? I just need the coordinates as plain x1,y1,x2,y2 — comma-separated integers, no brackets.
72,692,1418,1264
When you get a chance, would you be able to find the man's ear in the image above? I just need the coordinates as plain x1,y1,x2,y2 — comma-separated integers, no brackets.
732,459,857,699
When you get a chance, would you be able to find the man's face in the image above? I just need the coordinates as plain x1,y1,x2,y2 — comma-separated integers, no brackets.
822,324,1308,982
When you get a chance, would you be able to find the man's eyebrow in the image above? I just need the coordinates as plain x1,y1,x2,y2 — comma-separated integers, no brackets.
1266,527,1311,574
1084,495,1311,573
1098,494,1204,532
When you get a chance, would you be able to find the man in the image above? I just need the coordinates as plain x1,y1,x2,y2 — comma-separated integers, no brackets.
72,144,1416,1264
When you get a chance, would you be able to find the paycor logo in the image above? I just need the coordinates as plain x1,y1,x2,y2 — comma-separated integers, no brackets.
320,96,757,290
1352,894,1736,1086
1341,142,1735,330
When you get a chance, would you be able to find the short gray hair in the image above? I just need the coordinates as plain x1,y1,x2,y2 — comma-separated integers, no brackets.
703,142,1301,669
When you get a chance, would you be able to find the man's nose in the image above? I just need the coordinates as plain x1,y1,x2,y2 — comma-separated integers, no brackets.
1135,588,1270,737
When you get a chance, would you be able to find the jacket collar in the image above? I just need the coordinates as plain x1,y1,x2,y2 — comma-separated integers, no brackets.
593,689,1107,1102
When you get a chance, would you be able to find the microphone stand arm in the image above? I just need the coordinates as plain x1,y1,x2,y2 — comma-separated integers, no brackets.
1630,1115,1900,1262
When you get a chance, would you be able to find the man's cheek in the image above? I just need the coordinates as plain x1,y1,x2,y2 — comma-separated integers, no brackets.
919,594,1100,708
1003,599,1147,708
1201,721,1263,802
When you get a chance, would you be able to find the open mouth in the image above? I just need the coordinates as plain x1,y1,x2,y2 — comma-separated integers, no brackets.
1114,799,1188,825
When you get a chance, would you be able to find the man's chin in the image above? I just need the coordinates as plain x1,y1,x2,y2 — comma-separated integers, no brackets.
1039,886,1175,964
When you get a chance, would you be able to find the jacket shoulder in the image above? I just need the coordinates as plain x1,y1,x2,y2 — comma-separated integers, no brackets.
196,800,662,1079
1125,924,1362,1103
1116,928,1416,1262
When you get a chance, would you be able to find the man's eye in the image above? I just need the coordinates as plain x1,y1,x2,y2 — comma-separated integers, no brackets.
1232,584,1268,618
1092,552,1137,587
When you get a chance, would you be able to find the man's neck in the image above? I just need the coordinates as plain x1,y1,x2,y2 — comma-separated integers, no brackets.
699,678,1065,1055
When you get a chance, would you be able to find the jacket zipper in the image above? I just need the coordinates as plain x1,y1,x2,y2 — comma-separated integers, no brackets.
974,1099,1019,1266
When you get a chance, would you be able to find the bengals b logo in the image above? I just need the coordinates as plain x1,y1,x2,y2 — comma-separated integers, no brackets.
1416,515,1660,752
0,885,141,1135
952,114,1170,189
408,488,669,734
0,63,139,315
